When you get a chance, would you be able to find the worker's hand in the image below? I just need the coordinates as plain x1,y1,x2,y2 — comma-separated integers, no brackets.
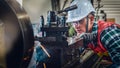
68,33,96,48
77,33,97,42
73,33,97,48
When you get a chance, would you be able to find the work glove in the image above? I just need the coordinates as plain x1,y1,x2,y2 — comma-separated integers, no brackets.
78,33,97,42
77,33,97,48
68,33,97,48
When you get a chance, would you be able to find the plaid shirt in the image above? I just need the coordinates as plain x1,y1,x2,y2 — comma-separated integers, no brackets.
91,22,120,66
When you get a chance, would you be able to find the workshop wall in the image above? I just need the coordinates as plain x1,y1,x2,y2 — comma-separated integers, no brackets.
94,0,120,24
23,0,120,24
23,0,72,23
23,0,52,24
23,0,73,24
60,0,72,10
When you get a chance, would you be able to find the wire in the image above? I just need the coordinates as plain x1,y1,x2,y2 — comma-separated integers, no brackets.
43,63,46,68
40,45,51,58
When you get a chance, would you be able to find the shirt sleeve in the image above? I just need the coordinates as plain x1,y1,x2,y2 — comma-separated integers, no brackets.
100,25,120,64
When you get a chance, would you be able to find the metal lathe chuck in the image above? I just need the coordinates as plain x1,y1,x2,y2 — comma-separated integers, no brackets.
0,0,34,68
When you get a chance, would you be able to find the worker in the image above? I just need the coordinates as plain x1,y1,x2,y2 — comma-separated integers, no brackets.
66,0,120,68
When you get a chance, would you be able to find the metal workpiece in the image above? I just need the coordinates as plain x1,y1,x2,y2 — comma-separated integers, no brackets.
0,0,34,68
68,37,83,47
